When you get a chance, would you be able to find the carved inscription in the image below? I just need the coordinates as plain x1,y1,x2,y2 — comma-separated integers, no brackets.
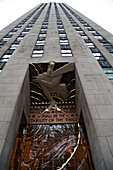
28,107,77,124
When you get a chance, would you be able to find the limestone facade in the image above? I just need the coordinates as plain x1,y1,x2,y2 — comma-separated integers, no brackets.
0,2,113,169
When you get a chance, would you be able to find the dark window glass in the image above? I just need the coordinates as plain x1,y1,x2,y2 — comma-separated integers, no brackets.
34,45,44,50
37,37,45,41
13,40,21,44
72,23,78,26
83,24,90,27
19,33,26,37
5,49,15,55
41,26,48,29
89,47,100,53
95,56,105,61
75,28,82,31
0,62,6,70
103,68,113,73
58,30,66,34
80,21,87,24
79,32,86,36
60,37,68,40
92,32,100,36
106,74,113,79
0,41,6,46
84,39,92,43
61,44,71,50
105,46,113,53
87,28,95,31
98,60,111,68
40,30,47,34
4,34,12,38
57,22,63,25
98,39,108,44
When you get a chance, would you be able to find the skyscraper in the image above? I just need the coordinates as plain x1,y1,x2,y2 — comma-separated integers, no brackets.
0,2,113,170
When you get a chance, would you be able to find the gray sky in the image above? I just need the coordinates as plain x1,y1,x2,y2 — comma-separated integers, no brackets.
0,0,113,34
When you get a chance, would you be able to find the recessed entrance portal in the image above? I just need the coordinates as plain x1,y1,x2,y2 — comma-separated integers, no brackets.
10,62,94,169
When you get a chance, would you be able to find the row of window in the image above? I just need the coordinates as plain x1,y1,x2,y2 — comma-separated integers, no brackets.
31,3,52,58
59,3,113,79
62,4,113,57
0,4,44,49
0,4,47,72
54,3,73,57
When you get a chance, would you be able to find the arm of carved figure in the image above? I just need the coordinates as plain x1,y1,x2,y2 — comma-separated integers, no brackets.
32,76,41,83
32,74,44,83
49,75,62,88
32,75,62,89
53,63,75,76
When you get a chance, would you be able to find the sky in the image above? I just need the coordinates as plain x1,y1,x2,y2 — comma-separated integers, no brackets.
0,0,113,34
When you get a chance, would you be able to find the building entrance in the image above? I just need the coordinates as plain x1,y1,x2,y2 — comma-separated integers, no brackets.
10,63,94,169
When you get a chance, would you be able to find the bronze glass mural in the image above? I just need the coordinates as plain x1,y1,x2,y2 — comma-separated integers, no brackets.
10,63,94,169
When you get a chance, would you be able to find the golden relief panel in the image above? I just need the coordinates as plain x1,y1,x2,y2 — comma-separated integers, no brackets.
29,62,75,106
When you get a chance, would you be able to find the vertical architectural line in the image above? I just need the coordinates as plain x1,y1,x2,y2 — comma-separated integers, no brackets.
59,3,113,79
31,3,52,58
54,3,73,57
0,4,44,48
0,4,47,72
63,3,113,57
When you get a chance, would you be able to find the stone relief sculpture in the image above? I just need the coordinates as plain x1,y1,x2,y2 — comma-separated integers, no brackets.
32,61,75,108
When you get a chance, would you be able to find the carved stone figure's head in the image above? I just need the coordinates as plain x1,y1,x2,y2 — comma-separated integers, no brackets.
47,61,55,75
49,61,55,69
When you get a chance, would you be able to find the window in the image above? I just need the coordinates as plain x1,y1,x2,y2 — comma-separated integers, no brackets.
92,53,103,57
58,30,66,34
89,47,100,53
75,28,82,31
34,45,44,50
2,55,11,59
86,43,95,48
79,32,86,36
84,39,92,43
0,62,6,71
103,68,113,73
3,37,10,41
98,60,111,68
10,44,18,49
19,33,26,37
60,40,68,43
87,27,95,31
5,49,15,55
13,39,21,44
94,36,103,39
17,37,24,40
83,24,90,27
106,74,113,79
0,40,6,48
72,24,77,28
105,46,113,53
41,26,48,29
95,56,105,61
81,36,89,39
40,30,47,34
61,44,71,50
